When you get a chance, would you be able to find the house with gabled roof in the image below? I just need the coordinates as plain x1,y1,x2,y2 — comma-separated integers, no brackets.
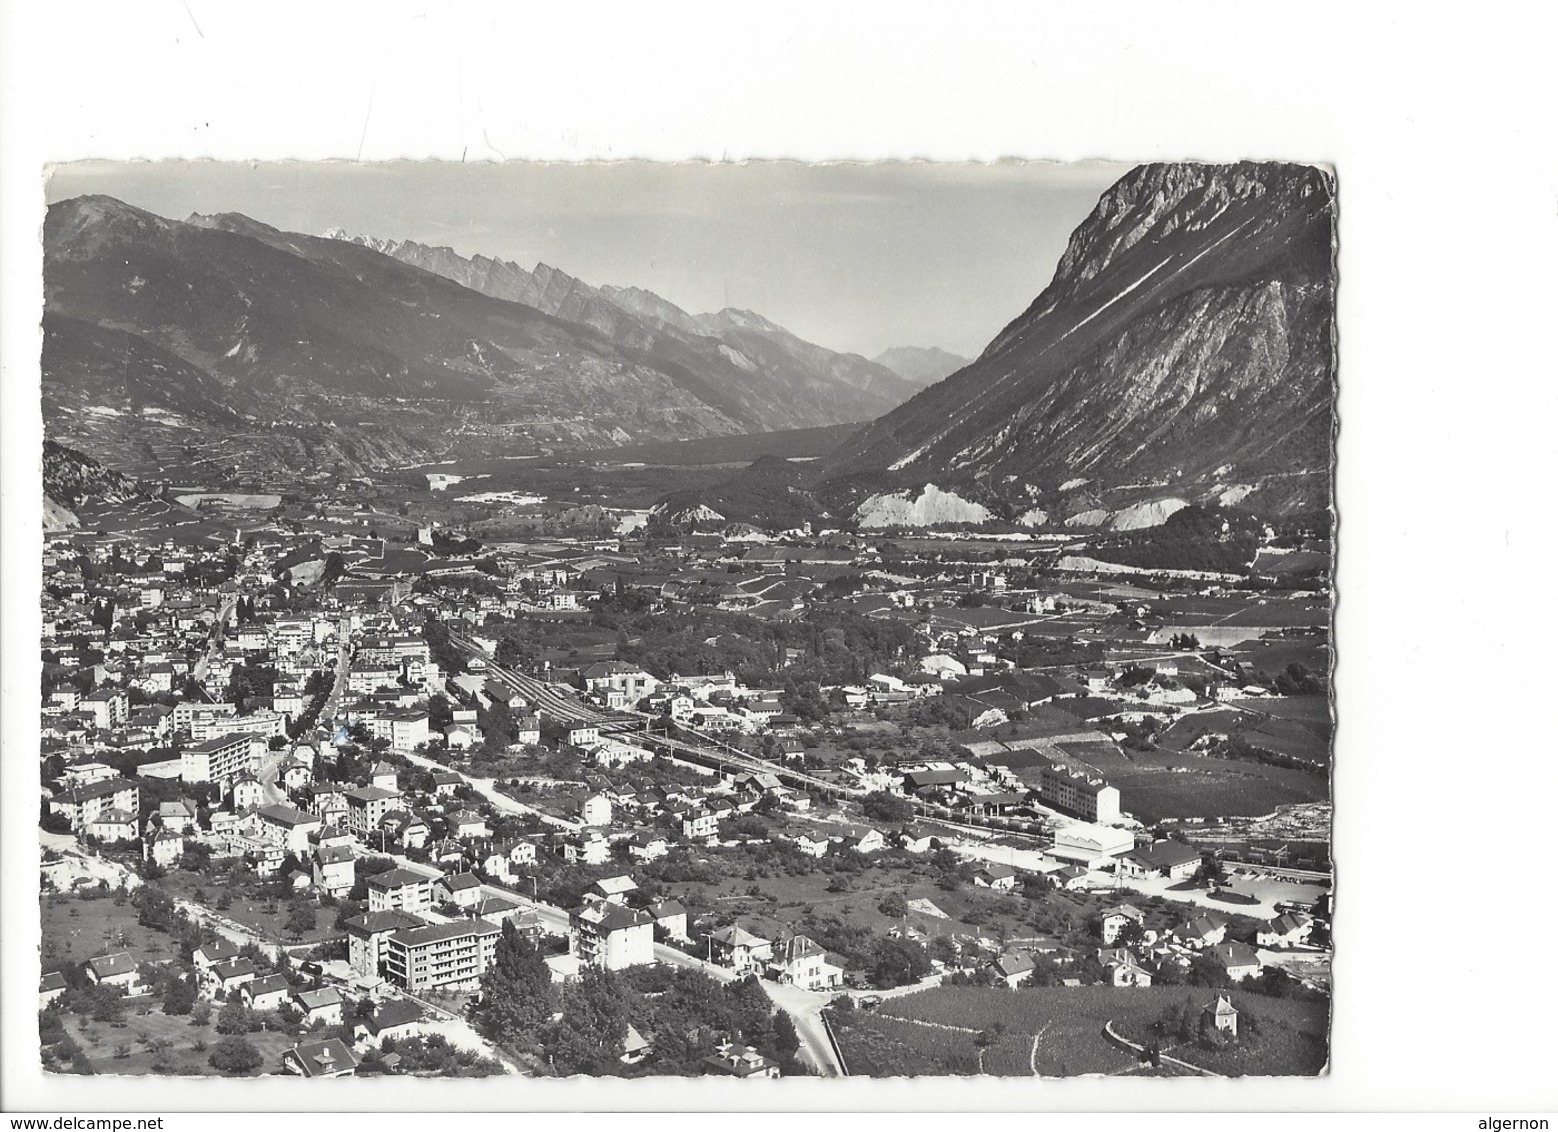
85,952,141,994
434,871,483,909
1208,941,1262,981
293,986,344,1026
1171,913,1229,950
206,957,258,996
973,863,1018,890
1255,912,1314,948
192,938,239,973
990,950,1036,988
1099,947,1154,987
39,971,68,1010
241,972,293,1012
1100,904,1147,945
648,898,688,941
768,931,843,991
701,1040,780,1079
592,875,638,903
312,844,356,896
282,1037,359,1078
709,924,772,974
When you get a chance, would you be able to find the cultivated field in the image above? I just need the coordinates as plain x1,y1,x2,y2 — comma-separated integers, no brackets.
875,984,1329,1077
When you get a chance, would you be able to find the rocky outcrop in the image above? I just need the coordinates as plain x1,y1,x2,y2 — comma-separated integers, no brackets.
823,162,1336,518
854,484,994,528
42,439,143,524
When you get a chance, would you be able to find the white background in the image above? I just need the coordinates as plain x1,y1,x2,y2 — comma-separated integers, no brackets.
3,0,1556,1114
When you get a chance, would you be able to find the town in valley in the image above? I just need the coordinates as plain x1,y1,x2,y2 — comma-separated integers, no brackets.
35,160,1336,1081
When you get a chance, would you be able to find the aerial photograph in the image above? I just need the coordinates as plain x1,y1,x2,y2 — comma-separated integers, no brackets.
34,158,1335,1081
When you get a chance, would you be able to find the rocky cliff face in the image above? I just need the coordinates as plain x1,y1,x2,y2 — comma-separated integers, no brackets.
825,162,1336,519
43,439,144,528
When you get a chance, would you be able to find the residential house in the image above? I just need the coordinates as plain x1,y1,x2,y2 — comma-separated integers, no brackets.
353,1000,426,1047
293,987,344,1027
628,831,669,861
447,810,491,841
990,951,1036,989
85,952,141,994
578,793,612,827
768,932,843,991
206,958,258,998
86,808,138,844
429,770,463,798
1172,914,1231,950
560,831,610,866
1100,904,1147,945
571,898,654,971
366,868,435,914
435,871,484,909
678,808,719,840
973,863,1018,890
50,777,140,833
241,973,293,1013
192,938,239,975
282,1037,359,1078
709,925,772,975
1100,948,1154,987
1209,942,1262,981
39,972,68,1010
143,828,185,867
701,1042,780,1079
343,785,401,837
648,898,688,941
312,845,356,897
1255,912,1314,948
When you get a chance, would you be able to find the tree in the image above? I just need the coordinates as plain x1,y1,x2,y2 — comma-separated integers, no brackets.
870,937,931,989
162,975,197,1016
471,924,556,1049
860,790,914,824
1193,853,1227,888
877,891,909,920
215,1000,252,1035
207,1035,262,1075
284,901,316,941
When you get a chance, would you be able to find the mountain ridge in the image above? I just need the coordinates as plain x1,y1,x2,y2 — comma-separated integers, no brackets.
823,161,1336,520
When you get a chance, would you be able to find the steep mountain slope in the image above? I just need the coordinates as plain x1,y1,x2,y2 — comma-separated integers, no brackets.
324,232,918,431
43,438,146,529
42,195,912,482
825,162,1337,519
872,345,970,388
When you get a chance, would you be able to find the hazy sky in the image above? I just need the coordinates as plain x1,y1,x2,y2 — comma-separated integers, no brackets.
46,160,1130,359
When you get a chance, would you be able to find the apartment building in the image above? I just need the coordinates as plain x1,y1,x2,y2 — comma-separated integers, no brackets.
382,918,502,992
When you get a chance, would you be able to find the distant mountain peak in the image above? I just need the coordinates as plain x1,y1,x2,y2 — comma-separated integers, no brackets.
872,346,971,388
